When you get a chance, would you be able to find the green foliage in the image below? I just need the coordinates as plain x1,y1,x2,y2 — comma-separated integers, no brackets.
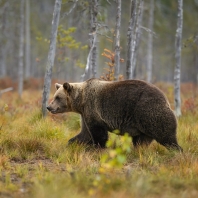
56,25,88,70
88,132,132,196
57,26,86,49
100,132,132,170
57,26,80,49
76,59,86,68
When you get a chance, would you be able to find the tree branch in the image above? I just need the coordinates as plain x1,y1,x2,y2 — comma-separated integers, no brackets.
62,0,78,18
140,25,157,38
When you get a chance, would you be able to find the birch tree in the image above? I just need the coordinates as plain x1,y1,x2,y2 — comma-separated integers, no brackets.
82,0,98,81
132,0,143,78
90,0,98,79
42,0,62,117
146,0,154,83
18,0,25,98
126,0,143,80
174,0,183,117
114,0,121,81
25,0,31,79
0,2,9,78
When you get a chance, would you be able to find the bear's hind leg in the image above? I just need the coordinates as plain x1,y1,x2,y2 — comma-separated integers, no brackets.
132,134,153,148
155,136,183,152
91,127,108,148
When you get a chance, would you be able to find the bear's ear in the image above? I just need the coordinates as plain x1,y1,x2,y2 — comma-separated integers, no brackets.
63,82,72,93
55,83,62,90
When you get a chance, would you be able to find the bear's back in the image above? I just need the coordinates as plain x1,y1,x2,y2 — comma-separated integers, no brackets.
86,79,168,107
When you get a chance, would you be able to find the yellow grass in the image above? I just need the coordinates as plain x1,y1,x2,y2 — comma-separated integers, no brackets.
0,84,198,198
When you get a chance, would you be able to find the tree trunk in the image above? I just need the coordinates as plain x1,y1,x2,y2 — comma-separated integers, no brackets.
18,0,25,98
81,33,97,81
25,0,31,79
82,0,98,81
195,36,198,84
126,0,137,79
132,0,144,78
146,0,154,83
114,0,121,81
174,0,183,117
91,0,98,79
0,2,9,78
0,48,6,77
42,0,62,117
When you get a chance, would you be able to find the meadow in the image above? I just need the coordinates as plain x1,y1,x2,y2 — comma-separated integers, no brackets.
0,82,198,198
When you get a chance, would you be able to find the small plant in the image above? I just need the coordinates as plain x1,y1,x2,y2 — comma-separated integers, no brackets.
89,131,132,195
100,131,132,171
101,49,124,81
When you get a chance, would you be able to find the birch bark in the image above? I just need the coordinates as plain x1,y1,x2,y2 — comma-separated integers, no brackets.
174,0,183,117
0,2,9,78
132,0,143,78
114,0,121,81
82,0,98,80
25,0,31,79
126,0,137,80
42,0,62,117
18,0,25,98
90,0,98,79
146,0,154,83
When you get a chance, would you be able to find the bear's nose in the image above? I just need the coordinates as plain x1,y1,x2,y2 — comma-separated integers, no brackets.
46,106,52,111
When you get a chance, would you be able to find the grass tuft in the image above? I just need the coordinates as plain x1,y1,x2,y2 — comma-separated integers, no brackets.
0,84,198,197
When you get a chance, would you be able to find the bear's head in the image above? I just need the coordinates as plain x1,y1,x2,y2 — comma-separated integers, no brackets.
47,82,73,114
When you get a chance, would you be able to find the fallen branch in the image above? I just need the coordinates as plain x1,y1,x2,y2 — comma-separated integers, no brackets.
0,87,13,96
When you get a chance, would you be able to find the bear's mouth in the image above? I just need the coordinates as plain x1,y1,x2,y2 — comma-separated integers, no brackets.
50,109,58,114
47,106,59,114
47,105,67,114
50,107,66,114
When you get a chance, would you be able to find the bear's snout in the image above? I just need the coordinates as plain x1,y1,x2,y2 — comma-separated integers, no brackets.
46,104,61,114
46,106,53,112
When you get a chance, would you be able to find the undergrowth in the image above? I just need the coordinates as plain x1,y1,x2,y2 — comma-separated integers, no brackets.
0,84,198,198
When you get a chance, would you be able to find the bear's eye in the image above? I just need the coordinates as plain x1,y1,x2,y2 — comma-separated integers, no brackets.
55,96,60,101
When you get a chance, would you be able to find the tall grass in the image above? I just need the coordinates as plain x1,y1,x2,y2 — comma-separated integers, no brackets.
0,84,198,197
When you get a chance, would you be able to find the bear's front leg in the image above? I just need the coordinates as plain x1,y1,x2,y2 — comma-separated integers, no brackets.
68,117,93,146
68,132,93,145
68,117,108,148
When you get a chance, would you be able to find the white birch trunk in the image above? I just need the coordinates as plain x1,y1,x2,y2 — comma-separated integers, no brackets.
114,0,121,81
25,0,31,79
147,0,154,83
82,0,98,80
18,0,25,98
0,2,9,78
87,3,93,79
0,46,7,77
126,0,137,80
132,0,143,78
90,0,98,79
81,33,97,81
174,0,183,117
42,0,62,117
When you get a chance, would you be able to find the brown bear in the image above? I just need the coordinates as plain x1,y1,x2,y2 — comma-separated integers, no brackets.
47,78,182,151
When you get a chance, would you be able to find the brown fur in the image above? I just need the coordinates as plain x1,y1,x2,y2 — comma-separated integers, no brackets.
47,78,182,151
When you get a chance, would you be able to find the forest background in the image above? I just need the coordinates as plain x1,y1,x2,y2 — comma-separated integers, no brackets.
0,0,198,85
1,1,198,197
